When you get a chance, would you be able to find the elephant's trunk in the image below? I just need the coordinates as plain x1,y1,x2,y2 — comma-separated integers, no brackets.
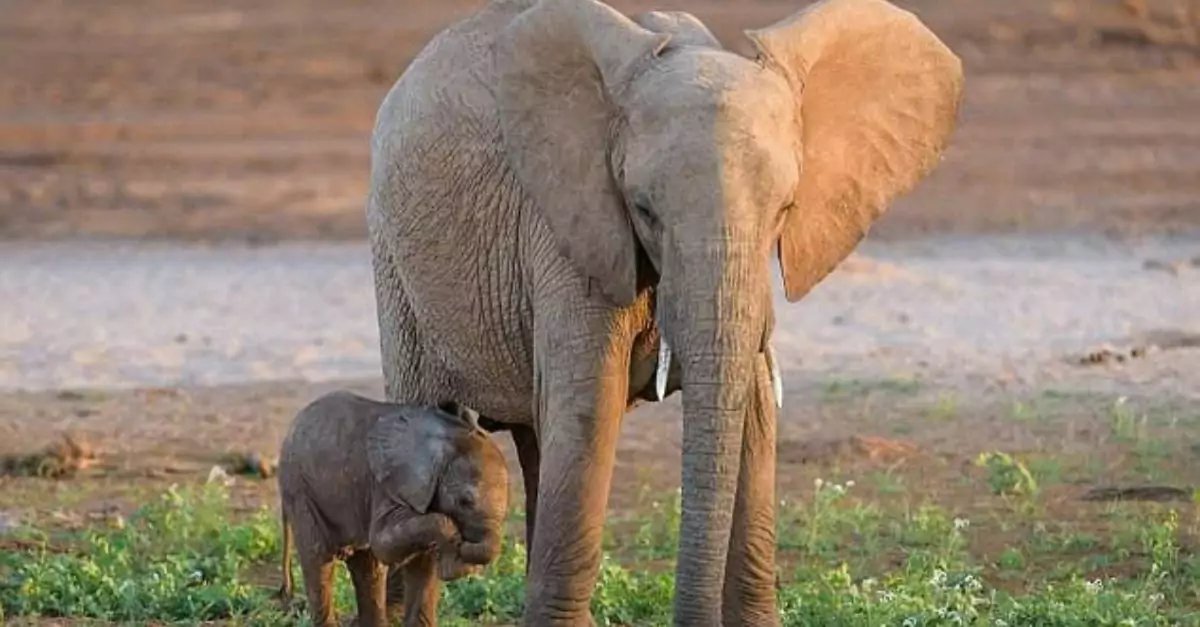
458,526,503,565
662,236,763,625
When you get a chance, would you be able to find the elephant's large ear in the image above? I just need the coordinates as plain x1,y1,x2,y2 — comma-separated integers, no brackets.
367,409,457,514
495,0,670,307
746,0,963,302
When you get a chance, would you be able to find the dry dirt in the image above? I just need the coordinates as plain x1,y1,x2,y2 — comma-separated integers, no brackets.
1,0,1199,241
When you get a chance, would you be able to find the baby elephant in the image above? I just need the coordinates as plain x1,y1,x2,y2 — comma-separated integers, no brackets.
277,391,509,627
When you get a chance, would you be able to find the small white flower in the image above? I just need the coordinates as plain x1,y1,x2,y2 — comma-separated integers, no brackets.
814,478,824,489
1084,579,1103,594
954,517,970,531
832,484,847,495
845,480,856,488
1116,396,1128,406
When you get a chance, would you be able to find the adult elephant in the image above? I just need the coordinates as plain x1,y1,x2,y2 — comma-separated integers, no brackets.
366,0,963,624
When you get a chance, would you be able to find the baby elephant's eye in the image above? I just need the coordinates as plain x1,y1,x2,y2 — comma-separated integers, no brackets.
458,494,475,510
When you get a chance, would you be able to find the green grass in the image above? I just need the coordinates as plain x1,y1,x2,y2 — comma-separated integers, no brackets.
2,480,1197,626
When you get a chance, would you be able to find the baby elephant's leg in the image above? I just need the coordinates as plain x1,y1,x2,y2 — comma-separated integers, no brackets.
291,501,338,627
384,563,407,623
346,551,388,627
371,513,459,626
401,550,442,627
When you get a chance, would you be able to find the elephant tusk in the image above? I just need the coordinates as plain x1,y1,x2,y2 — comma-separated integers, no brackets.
655,339,671,402
764,343,783,409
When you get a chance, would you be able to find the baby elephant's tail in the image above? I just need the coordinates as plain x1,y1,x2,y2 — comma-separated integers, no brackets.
277,503,294,605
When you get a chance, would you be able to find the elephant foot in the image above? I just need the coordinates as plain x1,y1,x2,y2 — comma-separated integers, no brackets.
521,612,596,627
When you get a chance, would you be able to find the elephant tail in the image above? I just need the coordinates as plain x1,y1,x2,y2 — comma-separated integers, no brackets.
277,502,294,604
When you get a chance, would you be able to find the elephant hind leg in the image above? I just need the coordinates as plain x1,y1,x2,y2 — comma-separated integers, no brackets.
288,498,339,627
510,423,539,567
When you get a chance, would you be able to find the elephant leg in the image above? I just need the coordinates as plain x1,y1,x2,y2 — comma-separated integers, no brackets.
347,551,389,627
385,563,406,623
721,354,780,627
285,497,338,627
510,423,540,566
524,314,633,626
401,550,442,627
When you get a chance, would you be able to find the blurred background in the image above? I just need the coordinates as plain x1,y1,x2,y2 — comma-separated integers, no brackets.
2,0,1197,243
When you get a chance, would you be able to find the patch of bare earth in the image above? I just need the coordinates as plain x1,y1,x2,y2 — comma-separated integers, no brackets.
1,0,1198,241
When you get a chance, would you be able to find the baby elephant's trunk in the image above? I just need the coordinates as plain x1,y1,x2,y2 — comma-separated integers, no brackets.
459,526,504,565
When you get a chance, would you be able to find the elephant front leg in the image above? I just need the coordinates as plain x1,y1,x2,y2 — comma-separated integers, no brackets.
722,352,780,627
524,327,631,626
401,551,442,627
346,551,389,627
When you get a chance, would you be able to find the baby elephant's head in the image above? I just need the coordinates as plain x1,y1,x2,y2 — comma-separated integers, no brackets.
368,401,510,563
432,401,509,560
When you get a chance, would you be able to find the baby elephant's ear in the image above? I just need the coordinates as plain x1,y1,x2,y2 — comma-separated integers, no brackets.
367,409,456,514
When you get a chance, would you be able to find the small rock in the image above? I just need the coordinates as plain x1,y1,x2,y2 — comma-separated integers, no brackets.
55,390,87,402
226,451,277,479
206,465,234,486
1143,258,1185,275
1078,343,1151,367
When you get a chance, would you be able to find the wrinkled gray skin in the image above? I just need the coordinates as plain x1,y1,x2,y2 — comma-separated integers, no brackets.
277,392,509,627
366,0,963,624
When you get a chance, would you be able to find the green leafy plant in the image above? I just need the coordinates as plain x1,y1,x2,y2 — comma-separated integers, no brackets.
976,451,1039,496
2,483,1195,625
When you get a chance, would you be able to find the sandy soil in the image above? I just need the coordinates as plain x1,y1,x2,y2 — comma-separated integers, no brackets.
1,0,1198,241
1,236,1199,397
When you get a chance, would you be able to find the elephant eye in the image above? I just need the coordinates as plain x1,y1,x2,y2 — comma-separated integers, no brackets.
458,494,475,509
633,201,658,228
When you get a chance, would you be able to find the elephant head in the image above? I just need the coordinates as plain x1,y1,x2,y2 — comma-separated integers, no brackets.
494,0,962,619
367,404,511,564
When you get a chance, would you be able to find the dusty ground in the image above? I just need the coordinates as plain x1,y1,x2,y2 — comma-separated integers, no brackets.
1,0,1199,241
1,0,1199,620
